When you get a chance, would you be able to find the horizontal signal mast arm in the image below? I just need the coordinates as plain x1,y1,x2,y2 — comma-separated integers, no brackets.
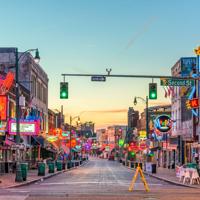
61,73,199,80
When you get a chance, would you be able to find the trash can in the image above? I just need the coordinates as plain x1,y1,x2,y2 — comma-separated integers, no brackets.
57,161,62,171
38,162,45,176
62,162,66,170
48,162,55,173
152,164,157,173
20,163,28,181
131,162,134,168
67,162,71,169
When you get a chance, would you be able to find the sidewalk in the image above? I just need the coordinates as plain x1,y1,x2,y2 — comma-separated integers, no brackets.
0,160,88,189
144,167,200,188
123,162,200,189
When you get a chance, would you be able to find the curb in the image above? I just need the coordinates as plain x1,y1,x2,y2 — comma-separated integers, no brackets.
122,163,200,189
3,160,89,189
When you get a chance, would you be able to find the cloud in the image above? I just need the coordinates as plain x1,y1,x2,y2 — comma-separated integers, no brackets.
86,109,128,114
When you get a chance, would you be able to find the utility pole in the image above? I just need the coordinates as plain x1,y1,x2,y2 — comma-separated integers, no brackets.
146,96,149,139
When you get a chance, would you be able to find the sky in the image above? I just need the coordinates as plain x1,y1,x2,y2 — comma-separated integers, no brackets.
0,0,200,129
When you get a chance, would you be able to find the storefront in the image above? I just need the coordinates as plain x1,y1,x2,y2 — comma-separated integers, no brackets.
191,142,200,165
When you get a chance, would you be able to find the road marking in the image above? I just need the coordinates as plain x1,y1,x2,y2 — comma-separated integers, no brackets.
0,195,29,200
6,189,29,193
39,182,162,186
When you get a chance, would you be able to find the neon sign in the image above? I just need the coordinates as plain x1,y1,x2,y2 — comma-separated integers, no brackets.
0,95,7,120
186,98,199,109
0,72,14,95
47,136,58,142
154,115,172,133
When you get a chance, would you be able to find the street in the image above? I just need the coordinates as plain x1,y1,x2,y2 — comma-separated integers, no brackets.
0,158,200,200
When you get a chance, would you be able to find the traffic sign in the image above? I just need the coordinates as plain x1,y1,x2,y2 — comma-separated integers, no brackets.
160,78,194,87
91,76,106,82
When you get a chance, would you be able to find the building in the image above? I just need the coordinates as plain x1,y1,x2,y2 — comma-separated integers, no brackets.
0,48,48,173
128,107,139,129
171,57,199,165
81,121,95,138
137,104,172,168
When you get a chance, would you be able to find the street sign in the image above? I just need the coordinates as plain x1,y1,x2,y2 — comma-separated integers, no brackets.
160,78,194,87
91,76,106,82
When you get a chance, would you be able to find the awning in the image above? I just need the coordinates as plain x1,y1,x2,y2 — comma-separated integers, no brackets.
99,147,105,152
72,148,80,153
31,136,45,147
150,146,161,151
4,138,16,146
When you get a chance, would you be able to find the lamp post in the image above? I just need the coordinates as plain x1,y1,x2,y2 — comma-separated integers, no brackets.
194,47,200,143
69,115,80,167
15,48,40,182
134,96,149,139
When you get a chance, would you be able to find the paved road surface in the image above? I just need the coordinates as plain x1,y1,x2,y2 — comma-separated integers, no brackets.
0,157,200,200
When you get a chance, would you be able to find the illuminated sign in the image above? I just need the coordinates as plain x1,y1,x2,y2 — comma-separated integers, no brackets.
0,95,7,120
53,128,62,136
186,98,199,109
62,131,70,137
139,142,147,150
129,142,139,152
139,131,147,140
0,122,7,136
118,139,124,147
47,136,58,142
154,115,172,133
8,120,40,135
0,72,15,95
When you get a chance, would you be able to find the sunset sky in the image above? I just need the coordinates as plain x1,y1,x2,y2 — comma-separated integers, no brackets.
0,0,199,129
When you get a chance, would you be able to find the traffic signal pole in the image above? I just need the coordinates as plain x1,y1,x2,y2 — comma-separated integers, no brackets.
146,96,149,139
61,72,199,80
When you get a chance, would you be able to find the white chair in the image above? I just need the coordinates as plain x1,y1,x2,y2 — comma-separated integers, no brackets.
179,168,185,182
190,169,200,185
183,169,191,184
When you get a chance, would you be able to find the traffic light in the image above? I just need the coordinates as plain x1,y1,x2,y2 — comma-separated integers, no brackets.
60,82,68,99
149,83,157,99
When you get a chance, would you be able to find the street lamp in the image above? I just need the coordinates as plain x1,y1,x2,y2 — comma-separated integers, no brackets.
194,46,200,143
133,96,149,138
15,48,40,182
69,115,80,167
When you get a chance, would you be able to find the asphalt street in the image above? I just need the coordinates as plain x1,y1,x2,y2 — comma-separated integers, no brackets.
0,157,200,200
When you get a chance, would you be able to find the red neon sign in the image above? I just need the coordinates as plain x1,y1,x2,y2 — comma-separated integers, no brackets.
186,98,199,109
0,72,14,95
0,95,7,120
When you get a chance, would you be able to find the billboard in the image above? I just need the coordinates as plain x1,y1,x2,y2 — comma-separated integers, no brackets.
8,119,40,135
181,57,196,77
